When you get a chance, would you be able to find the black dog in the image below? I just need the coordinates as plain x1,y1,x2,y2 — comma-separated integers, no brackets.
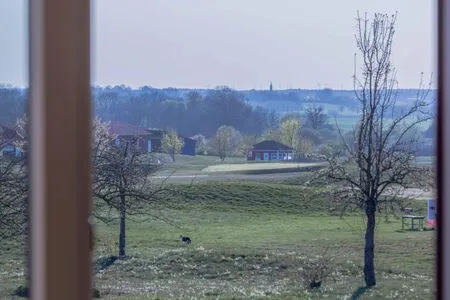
310,280,322,289
179,235,192,244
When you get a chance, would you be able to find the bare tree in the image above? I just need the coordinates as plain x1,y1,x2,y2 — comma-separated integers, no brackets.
304,105,328,130
322,12,433,287
93,91,120,121
92,118,169,258
0,117,28,241
0,156,27,240
0,87,25,125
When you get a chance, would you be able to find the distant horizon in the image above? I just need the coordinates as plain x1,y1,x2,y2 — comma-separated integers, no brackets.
0,83,437,92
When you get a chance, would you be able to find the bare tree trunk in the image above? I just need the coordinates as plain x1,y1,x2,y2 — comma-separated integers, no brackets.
118,190,126,258
364,203,376,287
171,148,176,162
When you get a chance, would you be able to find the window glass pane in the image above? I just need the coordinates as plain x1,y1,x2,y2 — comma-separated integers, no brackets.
90,1,436,298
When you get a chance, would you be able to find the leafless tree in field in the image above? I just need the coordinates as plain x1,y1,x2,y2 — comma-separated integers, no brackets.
304,105,328,130
0,116,28,241
91,118,180,258
322,12,434,287
0,156,27,240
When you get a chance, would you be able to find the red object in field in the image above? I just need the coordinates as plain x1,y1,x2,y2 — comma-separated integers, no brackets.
427,219,436,229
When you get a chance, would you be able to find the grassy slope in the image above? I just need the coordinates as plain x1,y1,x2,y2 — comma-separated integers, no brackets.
160,182,330,215
153,155,327,178
0,182,434,299
153,155,247,176
202,162,325,174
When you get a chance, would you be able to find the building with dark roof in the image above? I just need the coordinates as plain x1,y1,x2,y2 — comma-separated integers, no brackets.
108,121,196,156
247,140,295,161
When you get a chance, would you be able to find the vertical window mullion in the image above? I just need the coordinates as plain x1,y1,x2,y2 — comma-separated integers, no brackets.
29,0,92,299
438,0,448,299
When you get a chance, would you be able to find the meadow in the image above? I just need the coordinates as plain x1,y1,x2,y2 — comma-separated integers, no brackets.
201,162,325,174
0,181,435,299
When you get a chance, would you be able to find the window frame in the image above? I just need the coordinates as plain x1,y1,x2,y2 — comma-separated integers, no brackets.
437,0,448,298
29,0,92,299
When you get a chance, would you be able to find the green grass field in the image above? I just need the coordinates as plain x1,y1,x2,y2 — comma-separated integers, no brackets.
153,155,247,176
153,155,326,177
0,182,435,299
202,162,325,174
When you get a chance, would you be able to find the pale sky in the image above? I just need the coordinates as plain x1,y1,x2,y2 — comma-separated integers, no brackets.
0,0,436,90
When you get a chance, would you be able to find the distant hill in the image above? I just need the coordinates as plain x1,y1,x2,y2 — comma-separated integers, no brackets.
1,84,435,138
90,85,435,133
92,85,436,115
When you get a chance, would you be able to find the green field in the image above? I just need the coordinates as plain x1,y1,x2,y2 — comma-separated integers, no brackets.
153,155,247,176
153,155,326,177
0,182,435,299
202,162,325,174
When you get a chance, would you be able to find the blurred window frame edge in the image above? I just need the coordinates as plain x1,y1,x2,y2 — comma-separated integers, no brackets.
25,0,446,299
28,0,92,300
438,0,449,299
